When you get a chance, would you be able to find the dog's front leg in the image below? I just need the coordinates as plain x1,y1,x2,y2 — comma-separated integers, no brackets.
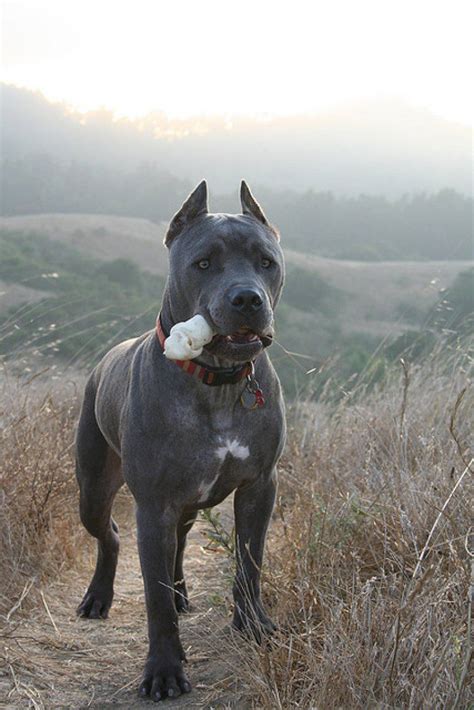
232,472,277,640
136,503,192,701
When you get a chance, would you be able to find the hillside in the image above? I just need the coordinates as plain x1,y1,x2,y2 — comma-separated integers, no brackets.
1,212,471,334
0,278,49,311
284,249,472,335
0,214,170,276
0,215,472,395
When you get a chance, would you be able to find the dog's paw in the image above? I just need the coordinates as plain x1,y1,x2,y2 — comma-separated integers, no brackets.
138,657,191,702
232,605,277,643
77,588,113,619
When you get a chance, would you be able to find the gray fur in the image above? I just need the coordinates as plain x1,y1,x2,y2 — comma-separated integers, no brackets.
75,180,286,701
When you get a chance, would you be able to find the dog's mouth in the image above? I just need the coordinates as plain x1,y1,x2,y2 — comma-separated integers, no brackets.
205,326,273,360
213,327,273,347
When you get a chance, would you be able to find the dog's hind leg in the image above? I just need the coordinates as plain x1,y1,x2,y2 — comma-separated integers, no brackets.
174,510,197,613
75,380,124,619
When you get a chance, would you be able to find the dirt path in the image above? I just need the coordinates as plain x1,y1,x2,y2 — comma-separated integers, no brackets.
2,494,249,708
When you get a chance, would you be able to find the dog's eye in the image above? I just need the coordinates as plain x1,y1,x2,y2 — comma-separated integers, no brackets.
261,257,272,269
198,259,210,270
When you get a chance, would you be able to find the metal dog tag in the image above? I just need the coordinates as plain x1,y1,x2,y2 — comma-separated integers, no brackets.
241,387,260,409
240,364,265,410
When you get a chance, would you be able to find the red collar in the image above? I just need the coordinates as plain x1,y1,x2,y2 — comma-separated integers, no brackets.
155,316,253,387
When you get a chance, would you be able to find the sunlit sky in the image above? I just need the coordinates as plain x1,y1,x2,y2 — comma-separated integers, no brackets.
1,0,472,123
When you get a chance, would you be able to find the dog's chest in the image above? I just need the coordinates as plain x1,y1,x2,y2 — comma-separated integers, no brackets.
122,369,284,508
168,397,270,507
199,402,255,464
191,432,250,504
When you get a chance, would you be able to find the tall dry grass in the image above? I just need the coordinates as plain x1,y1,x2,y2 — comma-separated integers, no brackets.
233,343,473,708
0,368,83,626
0,342,472,707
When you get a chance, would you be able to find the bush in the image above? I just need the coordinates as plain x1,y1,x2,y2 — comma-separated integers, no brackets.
444,268,474,333
283,265,343,316
96,258,143,289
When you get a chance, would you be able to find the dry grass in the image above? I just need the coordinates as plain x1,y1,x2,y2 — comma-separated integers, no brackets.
0,366,242,708
0,368,83,627
1,492,242,708
0,343,472,707
231,343,473,708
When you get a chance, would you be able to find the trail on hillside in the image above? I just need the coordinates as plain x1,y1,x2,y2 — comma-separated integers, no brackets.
1,495,248,709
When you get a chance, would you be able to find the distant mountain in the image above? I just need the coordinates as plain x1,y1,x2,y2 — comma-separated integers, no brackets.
1,84,471,196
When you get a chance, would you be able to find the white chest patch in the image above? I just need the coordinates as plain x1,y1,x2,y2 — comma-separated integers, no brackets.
215,438,250,462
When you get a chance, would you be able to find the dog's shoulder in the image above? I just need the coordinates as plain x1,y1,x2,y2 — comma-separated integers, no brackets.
92,331,151,377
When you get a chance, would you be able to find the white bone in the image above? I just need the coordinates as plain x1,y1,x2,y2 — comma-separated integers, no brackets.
163,315,214,360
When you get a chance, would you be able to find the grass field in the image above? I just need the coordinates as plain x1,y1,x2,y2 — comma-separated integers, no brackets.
1,340,472,707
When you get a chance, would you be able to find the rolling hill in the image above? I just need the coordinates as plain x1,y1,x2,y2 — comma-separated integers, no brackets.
1,213,470,338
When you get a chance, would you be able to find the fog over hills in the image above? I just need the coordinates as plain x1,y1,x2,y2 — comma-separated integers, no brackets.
2,84,471,196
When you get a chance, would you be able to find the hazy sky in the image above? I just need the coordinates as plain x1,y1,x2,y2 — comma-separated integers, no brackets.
2,0,472,123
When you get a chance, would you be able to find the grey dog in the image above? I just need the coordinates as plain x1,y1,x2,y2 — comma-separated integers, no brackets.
75,180,286,701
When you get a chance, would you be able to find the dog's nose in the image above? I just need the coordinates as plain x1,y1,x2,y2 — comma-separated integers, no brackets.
228,287,264,313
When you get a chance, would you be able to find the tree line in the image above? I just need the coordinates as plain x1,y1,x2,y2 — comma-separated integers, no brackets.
2,156,472,261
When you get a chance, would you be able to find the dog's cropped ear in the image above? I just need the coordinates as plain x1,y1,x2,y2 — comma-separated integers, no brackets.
164,180,208,246
240,180,279,240
240,180,268,224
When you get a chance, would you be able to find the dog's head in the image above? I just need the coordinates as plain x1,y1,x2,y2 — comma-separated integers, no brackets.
163,180,284,362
